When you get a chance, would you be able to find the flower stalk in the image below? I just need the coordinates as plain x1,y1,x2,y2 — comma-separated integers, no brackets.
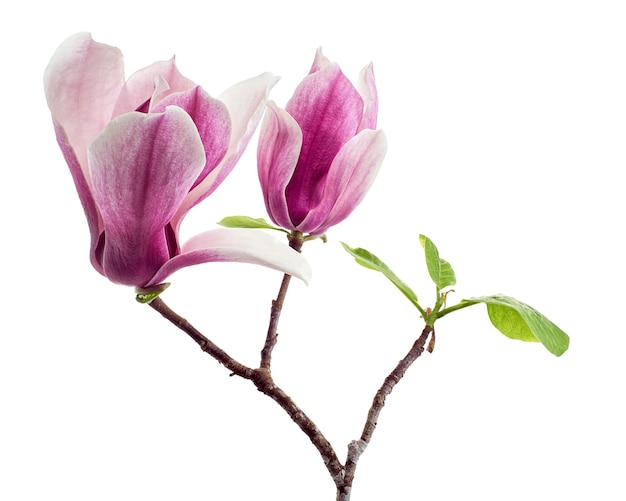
260,231,305,368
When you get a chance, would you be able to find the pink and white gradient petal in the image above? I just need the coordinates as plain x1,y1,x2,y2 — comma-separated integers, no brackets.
257,102,303,231
88,107,205,285
357,63,378,131
309,129,387,235
112,57,197,116
153,86,232,190
284,64,364,225
44,32,125,183
171,72,280,232
146,228,312,287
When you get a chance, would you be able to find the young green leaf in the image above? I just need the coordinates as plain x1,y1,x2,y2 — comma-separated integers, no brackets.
461,295,569,356
217,216,285,232
419,235,456,290
341,242,419,308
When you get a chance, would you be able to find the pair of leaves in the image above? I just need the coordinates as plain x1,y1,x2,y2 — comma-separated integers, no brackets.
343,236,569,357
340,235,456,310
341,235,455,310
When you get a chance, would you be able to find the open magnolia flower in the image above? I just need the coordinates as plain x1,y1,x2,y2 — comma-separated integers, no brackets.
257,48,387,236
44,33,310,287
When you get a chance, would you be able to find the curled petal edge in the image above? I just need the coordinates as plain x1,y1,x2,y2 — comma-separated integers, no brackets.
299,129,388,235
145,228,312,287
257,101,303,231
357,63,378,131
52,120,104,273
171,72,280,232
309,47,332,73
44,32,125,182
112,57,197,116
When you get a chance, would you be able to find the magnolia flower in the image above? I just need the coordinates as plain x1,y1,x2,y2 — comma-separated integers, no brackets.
257,48,387,236
44,33,310,288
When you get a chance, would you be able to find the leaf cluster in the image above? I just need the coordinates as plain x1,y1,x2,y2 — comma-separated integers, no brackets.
343,235,569,356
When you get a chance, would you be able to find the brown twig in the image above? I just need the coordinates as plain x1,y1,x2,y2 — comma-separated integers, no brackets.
148,297,253,378
260,232,304,368
260,272,292,368
149,249,434,499
338,325,434,500
251,367,344,483
147,296,344,483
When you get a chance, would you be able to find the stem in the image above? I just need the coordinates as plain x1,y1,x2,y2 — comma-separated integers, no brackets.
149,297,253,379
260,232,304,368
338,325,434,500
437,299,478,319
147,295,344,485
260,272,292,368
251,367,344,483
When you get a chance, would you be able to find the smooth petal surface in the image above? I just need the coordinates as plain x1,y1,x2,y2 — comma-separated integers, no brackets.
284,63,364,226
301,129,387,234
145,228,312,287
44,32,125,182
257,102,303,230
52,121,104,274
153,86,232,190
88,107,206,286
171,72,279,231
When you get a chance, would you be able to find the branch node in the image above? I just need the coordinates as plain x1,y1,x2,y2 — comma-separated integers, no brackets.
252,367,275,391
347,439,368,463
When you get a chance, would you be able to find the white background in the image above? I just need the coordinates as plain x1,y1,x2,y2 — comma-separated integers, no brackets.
1,1,624,499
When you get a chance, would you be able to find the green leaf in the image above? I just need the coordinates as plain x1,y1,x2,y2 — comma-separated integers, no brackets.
135,283,170,303
419,235,456,290
217,216,285,232
341,242,419,308
461,295,569,356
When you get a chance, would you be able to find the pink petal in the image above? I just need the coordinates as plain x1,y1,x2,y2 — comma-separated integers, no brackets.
88,107,205,286
145,228,312,287
357,63,378,131
170,72,279,231
309,47,332,73
44,32,125,185
257,102,303,230
152,86,232,190
298,129,387,235
284,63,364,226
112,57,196,116
52,120,104,275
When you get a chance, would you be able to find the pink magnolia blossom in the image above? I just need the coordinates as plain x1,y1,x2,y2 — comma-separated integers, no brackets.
257,48,387,236
44,33,310,287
